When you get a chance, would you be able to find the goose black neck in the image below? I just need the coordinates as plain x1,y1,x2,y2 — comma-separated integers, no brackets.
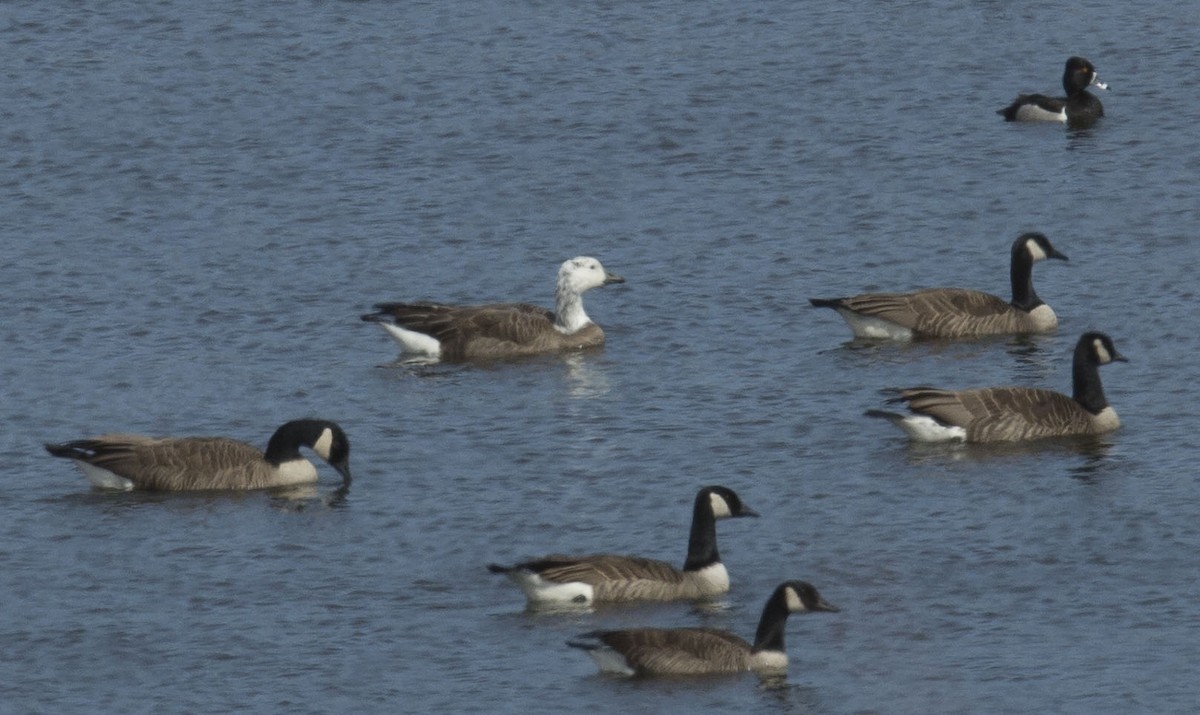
1072,341,1109,414
751,587,791,653
1009,242,1042,312
683,493,721,572
263,420,321,466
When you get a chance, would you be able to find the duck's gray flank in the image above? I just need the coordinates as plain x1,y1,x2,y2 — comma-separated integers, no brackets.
44,419,352,491
810,232,1068,340
867,332,1127,443
567,580,838,676
361,256,624,361
488,485,758,606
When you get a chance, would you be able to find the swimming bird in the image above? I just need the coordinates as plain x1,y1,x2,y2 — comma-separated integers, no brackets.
567,580,838,676
361,256,624,361
487,485,758,607
44,419,352,491
809,232,1068,340
998,56,1108,127
866,331,1126,443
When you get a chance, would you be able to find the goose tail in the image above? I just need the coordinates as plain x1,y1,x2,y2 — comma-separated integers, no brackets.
44,441,94,460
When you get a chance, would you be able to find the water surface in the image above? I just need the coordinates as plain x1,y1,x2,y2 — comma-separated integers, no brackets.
2,2,1198,712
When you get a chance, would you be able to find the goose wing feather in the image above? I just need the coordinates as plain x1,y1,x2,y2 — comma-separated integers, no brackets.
370,302,559,357
62,436,266,490
598,628,750,675
371,302,552,340
901,387,1090,441
531,554,686,585
838,289,1017,337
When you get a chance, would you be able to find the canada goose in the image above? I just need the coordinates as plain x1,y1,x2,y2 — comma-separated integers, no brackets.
487,485,758,606
44,419,352,491
867,331,1127,443
567,580,838,676
998,57,1107,127
810,232,1068,340
360,256,624,361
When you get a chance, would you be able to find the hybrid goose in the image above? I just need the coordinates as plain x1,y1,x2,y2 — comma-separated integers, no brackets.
867,331,1127,443
810,232,1068,340
44,419,352,491
567,580,838,677
998,56,1108,127
488,486,758,607
361,256,624,361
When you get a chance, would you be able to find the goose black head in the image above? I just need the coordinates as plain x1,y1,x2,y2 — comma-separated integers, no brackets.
267,419,352,485
700,485,759,519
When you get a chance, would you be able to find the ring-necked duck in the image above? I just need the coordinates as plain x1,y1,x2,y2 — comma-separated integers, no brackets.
998,56,1107,127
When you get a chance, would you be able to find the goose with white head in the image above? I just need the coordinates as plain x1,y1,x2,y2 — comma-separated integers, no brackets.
361,256,624,362
567,580,838,676
488,486,758,607
44,419,352,491
810,232,1068,340
867,331,1127,443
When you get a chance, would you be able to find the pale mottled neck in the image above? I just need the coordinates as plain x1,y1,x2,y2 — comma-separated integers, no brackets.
554,282,592,334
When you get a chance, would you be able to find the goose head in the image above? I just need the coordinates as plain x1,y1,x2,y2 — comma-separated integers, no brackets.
1017,232,1069,264
781,580,840,613
701,485,760,519
557,257,624,296
265,419,353,486
1080,331,1127,366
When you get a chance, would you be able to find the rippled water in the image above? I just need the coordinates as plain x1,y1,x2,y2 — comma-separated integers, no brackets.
3,2,1199,712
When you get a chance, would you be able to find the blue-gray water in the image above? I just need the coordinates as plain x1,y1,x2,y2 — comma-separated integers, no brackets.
2,2,1198,712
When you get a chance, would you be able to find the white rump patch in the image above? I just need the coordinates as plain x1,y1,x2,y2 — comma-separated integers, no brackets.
506,570,594,606
77,462,134,490
1014,104,1067,123
880,414,967,443
585,646,636,676
836,310,914,340
379,323,442,358
311,427,333,461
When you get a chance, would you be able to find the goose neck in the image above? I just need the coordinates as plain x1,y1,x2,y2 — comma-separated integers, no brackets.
554,283,591,334
1072,344,1109,414
683,495,720,572
751,588,791,654
1009,246,1042,312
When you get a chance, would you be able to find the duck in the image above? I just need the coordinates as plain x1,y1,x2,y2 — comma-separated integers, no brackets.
44,419,352,491
866,331,1127,443
998,56,1107,127
361,256,624,361
809,232,1068,340
567,580,838,676
487,485,758,607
